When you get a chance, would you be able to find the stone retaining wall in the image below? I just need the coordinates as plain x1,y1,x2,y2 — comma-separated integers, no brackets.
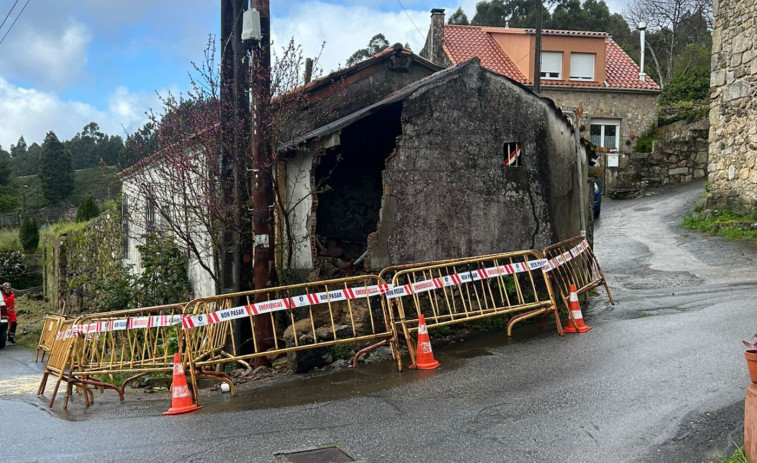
605,119,708,197
708,0,757,211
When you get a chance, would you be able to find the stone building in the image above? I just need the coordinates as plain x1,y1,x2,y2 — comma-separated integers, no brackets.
280,58,590,272
419,9,661,191
708,0,757,211
120,47,591,292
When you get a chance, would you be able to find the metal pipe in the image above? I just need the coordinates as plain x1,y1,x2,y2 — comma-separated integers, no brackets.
352,340,388,369
638,21,647,82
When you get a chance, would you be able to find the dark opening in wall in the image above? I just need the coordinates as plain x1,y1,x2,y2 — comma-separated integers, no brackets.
315,104,402,261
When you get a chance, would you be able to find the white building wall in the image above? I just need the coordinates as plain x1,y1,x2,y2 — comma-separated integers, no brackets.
285,152,315,269
120,162,217,298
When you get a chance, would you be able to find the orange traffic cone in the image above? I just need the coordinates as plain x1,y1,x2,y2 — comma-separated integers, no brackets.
563,284,592,333
164,353,202,415
411,314,440,370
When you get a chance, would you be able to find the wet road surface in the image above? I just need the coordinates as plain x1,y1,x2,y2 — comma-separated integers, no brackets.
2,180,754,462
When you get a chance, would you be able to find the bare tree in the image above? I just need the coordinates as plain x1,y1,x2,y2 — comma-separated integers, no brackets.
625,0,713,87
122,37,345,293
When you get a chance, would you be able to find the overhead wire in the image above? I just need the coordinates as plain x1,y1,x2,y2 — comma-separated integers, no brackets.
0,0,31,46
396,0,426,45
0,0,20,32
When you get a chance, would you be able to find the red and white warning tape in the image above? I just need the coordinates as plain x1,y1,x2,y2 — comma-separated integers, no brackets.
55,249,587,339
541,239,590,273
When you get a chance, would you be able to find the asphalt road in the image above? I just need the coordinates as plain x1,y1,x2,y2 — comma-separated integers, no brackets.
1,179,754,463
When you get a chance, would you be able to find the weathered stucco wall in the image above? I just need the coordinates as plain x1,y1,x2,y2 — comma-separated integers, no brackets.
368,62,584,267
43,210,123,313
541,88,659,191
708,0,757,211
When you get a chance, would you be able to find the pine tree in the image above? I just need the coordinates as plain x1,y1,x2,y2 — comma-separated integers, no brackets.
19,215,39,253
39,131,74,203
76,192,101,222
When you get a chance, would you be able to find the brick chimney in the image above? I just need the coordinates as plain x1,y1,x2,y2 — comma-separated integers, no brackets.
420,8,450,67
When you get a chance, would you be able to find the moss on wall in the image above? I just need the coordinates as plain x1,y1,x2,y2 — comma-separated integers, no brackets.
43,204,123,313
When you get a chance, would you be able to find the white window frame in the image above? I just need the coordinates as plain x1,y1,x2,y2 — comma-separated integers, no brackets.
570,53,595,81
590,118,621,152
540,51,562,80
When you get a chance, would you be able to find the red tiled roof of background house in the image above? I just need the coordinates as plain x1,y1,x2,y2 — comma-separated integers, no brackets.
444,26,527,83
524,29,609,38
604,38,660,90
443,25,660,91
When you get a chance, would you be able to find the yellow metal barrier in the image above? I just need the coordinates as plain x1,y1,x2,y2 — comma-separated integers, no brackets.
36,304,224,409
36,314,68,363
182,275,400,393
385,250,562,368
542,236,614,308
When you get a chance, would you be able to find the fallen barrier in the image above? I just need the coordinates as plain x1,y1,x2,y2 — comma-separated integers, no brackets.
182,275,401,395
384,250,562,369
36,303,224,408
542,236,614,309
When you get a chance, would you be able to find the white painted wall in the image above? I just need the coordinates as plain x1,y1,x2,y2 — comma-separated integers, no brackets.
120,160,217,298
284,151,315,269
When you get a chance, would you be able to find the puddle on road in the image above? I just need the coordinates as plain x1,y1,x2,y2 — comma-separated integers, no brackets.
199,328,537,415
43,321,556,420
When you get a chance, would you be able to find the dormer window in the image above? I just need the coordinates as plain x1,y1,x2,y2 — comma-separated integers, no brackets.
540,51,562,80
570,53,595,81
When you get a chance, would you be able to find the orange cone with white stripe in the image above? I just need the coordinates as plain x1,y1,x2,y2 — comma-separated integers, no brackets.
563,284,591,333
164,353,202,415
411,314,440,370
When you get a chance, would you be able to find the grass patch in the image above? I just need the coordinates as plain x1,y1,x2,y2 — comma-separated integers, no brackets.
13,294,57,350
0,228,21,251
722,447,747,463
682,207,757,241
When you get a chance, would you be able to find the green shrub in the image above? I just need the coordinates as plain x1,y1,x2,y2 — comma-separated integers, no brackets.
633,126,660,153
136,233,191,306
83,264,136,312
76,192,101,222
19,215,39,252
0,250,39,289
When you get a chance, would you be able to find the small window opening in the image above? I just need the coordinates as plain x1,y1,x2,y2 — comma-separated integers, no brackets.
504,142,522,167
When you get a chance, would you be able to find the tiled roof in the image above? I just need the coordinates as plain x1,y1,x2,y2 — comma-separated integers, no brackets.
444,26,527,83
524,28,608,38
604,38,660,90
443,25,660,91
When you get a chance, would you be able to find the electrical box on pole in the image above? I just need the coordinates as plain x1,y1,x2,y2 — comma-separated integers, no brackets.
242,8,262,41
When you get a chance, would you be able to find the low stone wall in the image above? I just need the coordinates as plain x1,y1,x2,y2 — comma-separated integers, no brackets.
606,119,708,197
43,210,123,313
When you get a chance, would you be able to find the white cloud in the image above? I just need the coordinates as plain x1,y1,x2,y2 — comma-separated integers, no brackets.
271,1,477,74
0,78,165,148
0,19,91,92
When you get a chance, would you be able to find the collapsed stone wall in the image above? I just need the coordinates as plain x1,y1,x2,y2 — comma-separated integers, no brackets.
43,210,123,313
367,61,583,268
708,0,757,211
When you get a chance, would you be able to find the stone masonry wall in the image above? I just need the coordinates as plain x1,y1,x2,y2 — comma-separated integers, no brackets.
708,0,757,211
540,89,659,191
609,120,709,196
43,210,123,313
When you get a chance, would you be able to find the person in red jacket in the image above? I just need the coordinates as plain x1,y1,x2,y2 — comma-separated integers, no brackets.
2,282,17,344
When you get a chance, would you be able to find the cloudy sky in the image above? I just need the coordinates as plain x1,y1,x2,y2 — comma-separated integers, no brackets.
0,0,627,149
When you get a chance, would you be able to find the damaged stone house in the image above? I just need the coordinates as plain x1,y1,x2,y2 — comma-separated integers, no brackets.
121,45,591,295
419,9,660,192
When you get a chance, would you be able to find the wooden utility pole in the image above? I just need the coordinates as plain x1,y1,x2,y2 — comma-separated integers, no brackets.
533,0,543,94
251,0,274,364
220,0,249,295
